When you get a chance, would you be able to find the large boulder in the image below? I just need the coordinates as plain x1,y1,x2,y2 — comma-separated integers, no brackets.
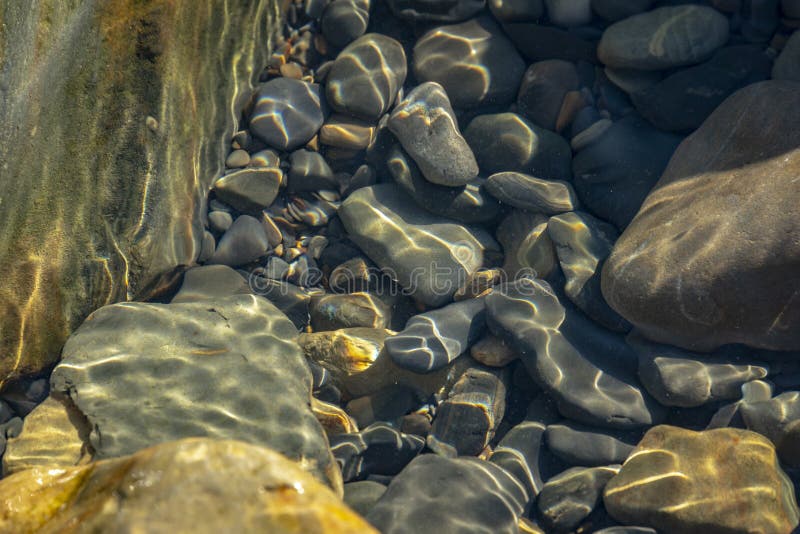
602,81,800,351
0,0,280,387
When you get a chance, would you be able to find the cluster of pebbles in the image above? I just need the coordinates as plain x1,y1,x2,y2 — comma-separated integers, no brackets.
3,0,800,532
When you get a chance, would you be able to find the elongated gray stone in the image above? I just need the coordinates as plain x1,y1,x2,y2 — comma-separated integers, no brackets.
486,172,578,214
546,421,637,467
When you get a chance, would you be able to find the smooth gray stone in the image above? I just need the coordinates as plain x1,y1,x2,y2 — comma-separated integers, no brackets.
486,172,578,214
501,22,597,63
49,295,337,487
338,184,500,306
465,113,572,181
310,292,391,331
250,77,326,150
773,31,800,82
225,149,250,168
208,210,233,233
246,275,314,328
741,391,800,467
594,526,657,534
428,366,507,456
571,114,682,230
604,67,662,95
485,279,663,429
387,145,500,223
545,421,637,466
366,454,528,534
388,82,478,187
263,256,290,280
198,231,216,263
548,211,629,332
321,0,369,49
387,0,485,22
288,149,337,192
326,34,407,121
631,46,772,133
413,17,525,109
171,265,250,303
496,210,557,280
537,465,620,532
598,6,730,70
544,0,592,27
385,298,486,373
629,333,768,408
516,60,579,131
249,148,281,168
590,0,653,21
489,0,544,22
344,481,388,517
330,422,425,481
208,215,270,266
489,395,561,499
212,167,282,213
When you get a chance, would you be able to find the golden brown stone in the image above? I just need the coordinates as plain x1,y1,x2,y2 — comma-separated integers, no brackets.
0,0,282,387
0,438,377,533
312,397,359,437
603,425,800,533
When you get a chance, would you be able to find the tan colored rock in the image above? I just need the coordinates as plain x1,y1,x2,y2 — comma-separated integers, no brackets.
2,394,92,476
312,398,359,437
603,81,800,351
0,438,377,534
0,0,280,387
604,425,800,533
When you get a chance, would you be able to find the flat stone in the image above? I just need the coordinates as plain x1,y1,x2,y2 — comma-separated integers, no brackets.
212,167,282,213
598,6,730,70
387,0,485,22
0,0,281,387
250,77,326,150
572,114,682,230
321,0,369,49
603,426,800,534
489,0,544,22
538,465,620,532
49,295,340,490
486,172,578,214
387,145,500,223
309,292,391,330
465,113,572,181
602,81,800,351
330,423,425,482
388,82,478,186
171,265,250,303
225,149,250,168
320,114,376,149
0,438,376,532
629,333,768,408
501,23,597,63
517,60,579,131
486,279,663,429
208,210,233,232
546,421,637,467
547,211,629,331
741,391,800,467
288,149,337,192
413,17,526,108
385,298,486,373
591,0,653,21
773,31,800,81
208,215,270,266
544,0,592,27
338,184,500,306
326,34,407,121
631,46,773,132
496,210,557,280
428,366,507,456
366,454,528,534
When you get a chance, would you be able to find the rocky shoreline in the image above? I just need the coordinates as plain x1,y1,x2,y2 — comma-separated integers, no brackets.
1,0,800,532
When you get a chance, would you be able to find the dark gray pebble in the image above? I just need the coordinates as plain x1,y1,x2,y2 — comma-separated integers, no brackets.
288,149,337,192
537,465,620,532
212,167,282,214
321,0,369,49
249,77,326,151
208,215,270,266
545,421,637,467
486,172,579,214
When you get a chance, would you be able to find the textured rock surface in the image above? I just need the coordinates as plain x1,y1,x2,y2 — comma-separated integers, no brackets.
0,0,281,387
338,184,499,306
49,295,340,490
0,438,375,533
537,465,619,532
604,426,800,534
602,81,800,351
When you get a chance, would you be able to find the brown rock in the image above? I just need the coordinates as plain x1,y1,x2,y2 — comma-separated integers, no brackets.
0,1,280,387
0,438,376,533
604,426,800,534
602,81,800,351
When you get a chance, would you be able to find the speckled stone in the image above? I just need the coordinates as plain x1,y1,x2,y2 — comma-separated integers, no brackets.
49,295,340,490
413,17,526,108
0,438,376,532
598,6,730,70
366,454,528,534
326,34,407,121
250,77,326,150
465,113,572,181
211,167,282,213
388,82,478,186
486,172,578,214
338,184,500,306
603,426,800,534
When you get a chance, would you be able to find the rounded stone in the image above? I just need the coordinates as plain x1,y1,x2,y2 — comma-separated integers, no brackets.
773,31,800,82
250,77,326,151
516,60,580,131
212,167,282,213
486,172,579,214
488,0,544,22
321,0,369,49
208,215,270,266
544,0,592,27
